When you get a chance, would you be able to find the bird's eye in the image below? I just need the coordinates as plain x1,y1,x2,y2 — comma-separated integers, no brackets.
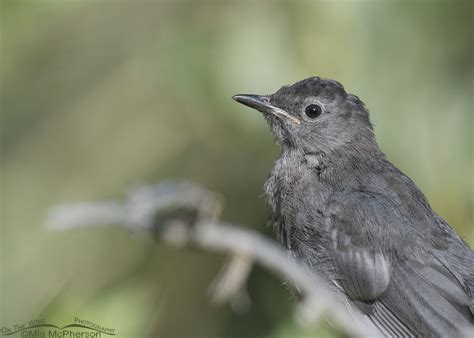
304,104,322,119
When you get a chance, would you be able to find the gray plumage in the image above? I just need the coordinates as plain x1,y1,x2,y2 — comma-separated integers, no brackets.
233,77,474,337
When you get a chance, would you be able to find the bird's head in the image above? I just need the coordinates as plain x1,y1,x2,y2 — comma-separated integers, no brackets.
233,77,377,154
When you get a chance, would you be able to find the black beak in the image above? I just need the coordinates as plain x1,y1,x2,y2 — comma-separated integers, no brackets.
232,94,300,125
232,94,270,111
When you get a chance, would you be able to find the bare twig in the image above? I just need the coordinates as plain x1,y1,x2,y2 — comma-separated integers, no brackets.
209,253,253,313
45,181,379,337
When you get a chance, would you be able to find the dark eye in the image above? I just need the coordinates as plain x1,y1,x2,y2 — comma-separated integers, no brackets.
304,104,322,119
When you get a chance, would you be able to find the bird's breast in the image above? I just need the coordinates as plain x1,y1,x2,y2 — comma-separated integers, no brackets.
265,153,331,250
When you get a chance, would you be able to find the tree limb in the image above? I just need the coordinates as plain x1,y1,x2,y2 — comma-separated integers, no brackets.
45,181,379,337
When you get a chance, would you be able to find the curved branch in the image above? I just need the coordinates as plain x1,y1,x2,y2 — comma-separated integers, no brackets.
45,181,378,337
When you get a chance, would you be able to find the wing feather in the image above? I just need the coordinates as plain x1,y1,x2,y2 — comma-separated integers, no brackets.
326,192,474,336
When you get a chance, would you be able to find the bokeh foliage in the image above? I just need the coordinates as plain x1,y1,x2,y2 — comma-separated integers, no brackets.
1,1,472,337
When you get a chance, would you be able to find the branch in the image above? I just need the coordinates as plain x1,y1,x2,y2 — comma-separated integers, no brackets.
45,181,378,337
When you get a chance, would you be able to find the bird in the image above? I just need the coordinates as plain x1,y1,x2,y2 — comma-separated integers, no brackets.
232,77,474,337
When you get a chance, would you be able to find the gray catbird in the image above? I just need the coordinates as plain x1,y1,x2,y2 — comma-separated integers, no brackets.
233,77,474,337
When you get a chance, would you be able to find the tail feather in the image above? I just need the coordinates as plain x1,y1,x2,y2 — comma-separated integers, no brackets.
371,301,413,337
398,265,464,332
371,263,474,337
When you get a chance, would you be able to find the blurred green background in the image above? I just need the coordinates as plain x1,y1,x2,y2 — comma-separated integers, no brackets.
1,0,472,337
